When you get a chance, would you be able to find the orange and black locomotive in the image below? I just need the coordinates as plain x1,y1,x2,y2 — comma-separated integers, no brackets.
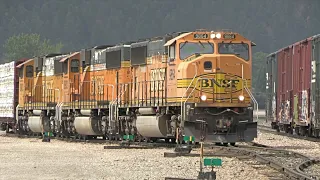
2,29,258,144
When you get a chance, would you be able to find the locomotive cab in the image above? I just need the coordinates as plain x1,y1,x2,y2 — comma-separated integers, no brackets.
165,30,257,143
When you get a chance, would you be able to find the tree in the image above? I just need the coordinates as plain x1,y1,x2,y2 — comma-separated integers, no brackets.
252,51,268,92
252,51,268,109
3,33,63,62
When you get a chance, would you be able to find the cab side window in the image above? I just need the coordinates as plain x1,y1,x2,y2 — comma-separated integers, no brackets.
204,61,212,70
70,59,79,73
169,44,175,61
25,65,33,77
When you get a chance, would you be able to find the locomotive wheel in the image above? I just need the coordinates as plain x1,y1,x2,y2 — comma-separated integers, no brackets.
312,128,319,138
6,124,9,133
230,142,236,146
299,127,306,136
289,127,293,134
295,127,300,135
307,126,313,137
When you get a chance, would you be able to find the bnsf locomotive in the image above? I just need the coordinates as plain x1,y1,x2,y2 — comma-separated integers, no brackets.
0,29,258,144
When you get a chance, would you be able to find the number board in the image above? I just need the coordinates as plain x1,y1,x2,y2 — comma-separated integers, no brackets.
150,68,165,91
223,34,236,39
193,33,209,39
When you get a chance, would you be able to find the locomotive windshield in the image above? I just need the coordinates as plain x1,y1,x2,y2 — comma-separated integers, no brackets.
218,43,249,60
179,42,214,59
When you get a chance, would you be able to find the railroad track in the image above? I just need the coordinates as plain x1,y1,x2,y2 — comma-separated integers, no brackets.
3,132,202,149
257,124,320,143
164,142,319,180
298,159,320,180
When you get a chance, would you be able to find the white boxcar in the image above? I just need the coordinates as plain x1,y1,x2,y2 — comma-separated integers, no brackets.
0,61,15,118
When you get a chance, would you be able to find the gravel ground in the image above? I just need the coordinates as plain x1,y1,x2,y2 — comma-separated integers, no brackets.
257,119,272,127
256,116,320,159
253,130,320,159
0,135,274,180
304,163,320,179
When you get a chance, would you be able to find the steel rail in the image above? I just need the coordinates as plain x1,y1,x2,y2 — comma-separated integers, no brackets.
164,142,316,180
258,124,320,143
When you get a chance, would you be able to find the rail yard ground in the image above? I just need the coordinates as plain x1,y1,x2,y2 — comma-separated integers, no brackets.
0,134,274,180
0,115,319,180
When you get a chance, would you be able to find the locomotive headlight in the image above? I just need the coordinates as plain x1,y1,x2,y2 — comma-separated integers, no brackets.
238,95,245,101
210,33,216,39
216,33,222,39
200,95,207,101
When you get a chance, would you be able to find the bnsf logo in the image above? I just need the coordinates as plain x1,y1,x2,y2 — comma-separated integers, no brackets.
201,79,240,88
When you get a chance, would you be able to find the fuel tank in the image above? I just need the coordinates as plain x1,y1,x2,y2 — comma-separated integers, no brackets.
74,116,102,135
28,116,51,133
135,115,169,138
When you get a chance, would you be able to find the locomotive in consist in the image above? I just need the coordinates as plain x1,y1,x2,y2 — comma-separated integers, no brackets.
1,29,258,144
266,34,320,138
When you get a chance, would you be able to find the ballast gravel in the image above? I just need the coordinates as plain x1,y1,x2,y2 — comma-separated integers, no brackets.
304,163,320,179
255,121,320,159
0,135,273,180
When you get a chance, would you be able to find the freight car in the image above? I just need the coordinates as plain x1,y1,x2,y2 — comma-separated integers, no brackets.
0,59,26,132
12,29,258,144
266,34,320,138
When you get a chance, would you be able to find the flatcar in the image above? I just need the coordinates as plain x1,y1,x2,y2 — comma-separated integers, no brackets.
266,34,320,137
6,29,258,144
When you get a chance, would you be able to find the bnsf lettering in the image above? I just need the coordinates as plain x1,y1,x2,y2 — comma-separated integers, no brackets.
201,79,240,88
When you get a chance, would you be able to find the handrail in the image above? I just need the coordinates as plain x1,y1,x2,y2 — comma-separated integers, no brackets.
182,78,206,119
47,88,60,103
109,84,128,133
244,80,259,120
55,102,63,134
15,104,19,124
99,84,114,129
180,63,197,121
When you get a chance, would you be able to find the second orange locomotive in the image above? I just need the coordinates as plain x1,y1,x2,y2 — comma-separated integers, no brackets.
16,29,257,144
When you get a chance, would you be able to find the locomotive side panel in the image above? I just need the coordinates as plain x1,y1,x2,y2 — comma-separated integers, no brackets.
17,59,36,134
132,65,147,106
117,67,132,106
146,55,168,106
89,69,117,107
42,54,67,108
17,59,35,108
